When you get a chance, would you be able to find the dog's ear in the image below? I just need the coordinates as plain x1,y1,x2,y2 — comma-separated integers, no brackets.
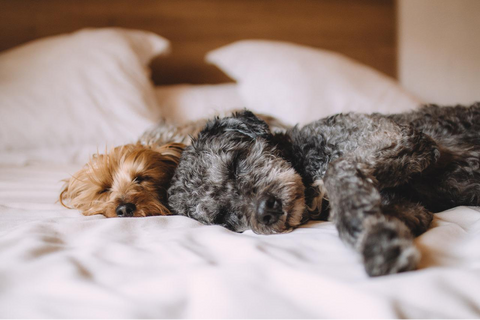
229,110,271,139
146,142,185,165
196,109,271,143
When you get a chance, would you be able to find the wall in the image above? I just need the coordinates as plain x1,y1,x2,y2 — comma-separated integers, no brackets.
398,0,480,105
0,0,396,85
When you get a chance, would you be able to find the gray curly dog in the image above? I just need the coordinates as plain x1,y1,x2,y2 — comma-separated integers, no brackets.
167,103,480,276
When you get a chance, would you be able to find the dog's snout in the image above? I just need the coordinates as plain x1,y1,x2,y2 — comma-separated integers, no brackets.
116,203,136,217
256,196,283,225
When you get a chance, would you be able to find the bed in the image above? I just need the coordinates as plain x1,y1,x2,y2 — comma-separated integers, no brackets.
1,1,479,318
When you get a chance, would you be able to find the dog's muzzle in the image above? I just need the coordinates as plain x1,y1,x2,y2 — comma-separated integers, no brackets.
116,203,136,217
256,195,283,225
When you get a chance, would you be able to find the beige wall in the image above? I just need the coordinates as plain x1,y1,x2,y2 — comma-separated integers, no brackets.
398,0,480,105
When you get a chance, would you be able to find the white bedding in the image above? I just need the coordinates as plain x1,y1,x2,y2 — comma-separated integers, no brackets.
1,163,479,318
1,29,480,318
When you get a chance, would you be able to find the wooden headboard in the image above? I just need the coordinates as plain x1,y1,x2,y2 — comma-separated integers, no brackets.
0,0,397,85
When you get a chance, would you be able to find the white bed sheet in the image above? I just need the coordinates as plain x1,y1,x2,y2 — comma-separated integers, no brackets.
1,162,479,318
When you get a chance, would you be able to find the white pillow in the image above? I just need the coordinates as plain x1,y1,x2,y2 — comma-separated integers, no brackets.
0,28,169,151
206,40,422,125
155,83,245,124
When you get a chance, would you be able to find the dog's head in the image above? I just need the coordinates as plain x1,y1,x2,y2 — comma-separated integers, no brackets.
168,110,306,234
60,143,185,217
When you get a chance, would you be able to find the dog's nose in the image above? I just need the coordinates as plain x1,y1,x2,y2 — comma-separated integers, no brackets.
116,203,136,217
256,196,283,225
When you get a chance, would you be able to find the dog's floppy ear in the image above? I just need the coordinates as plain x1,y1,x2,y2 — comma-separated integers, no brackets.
147,142,185,165
198,109,271,140
228,109,271,139
192,110,271,149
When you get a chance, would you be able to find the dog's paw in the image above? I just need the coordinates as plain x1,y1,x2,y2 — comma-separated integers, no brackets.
361,224,420,277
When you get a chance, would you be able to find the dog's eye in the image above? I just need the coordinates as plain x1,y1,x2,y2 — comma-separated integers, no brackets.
98,188,110,195
134,175,150,183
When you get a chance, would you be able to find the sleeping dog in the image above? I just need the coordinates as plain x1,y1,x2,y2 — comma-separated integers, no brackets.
60,114,289,218
167,104,480,276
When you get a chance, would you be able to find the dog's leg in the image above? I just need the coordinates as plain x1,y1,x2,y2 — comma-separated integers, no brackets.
324,157,422,276
361,196,434,276
382,193,434,237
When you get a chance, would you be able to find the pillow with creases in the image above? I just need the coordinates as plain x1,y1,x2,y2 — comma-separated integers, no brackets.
206,40,422,125
0,28,169,151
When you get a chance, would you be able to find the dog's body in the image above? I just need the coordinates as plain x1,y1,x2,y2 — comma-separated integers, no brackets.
289,104,480,275
168,104,480,276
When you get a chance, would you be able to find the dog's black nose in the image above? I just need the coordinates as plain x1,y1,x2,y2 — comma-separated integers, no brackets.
116,203,136,217
256,196,283,225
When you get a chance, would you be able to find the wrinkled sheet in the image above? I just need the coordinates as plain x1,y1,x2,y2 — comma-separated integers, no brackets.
0,163,479,318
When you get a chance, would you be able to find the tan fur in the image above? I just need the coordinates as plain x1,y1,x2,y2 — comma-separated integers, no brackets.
60,142,185,217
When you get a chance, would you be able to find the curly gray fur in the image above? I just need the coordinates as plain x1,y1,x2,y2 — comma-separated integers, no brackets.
168,111,305,234
168,103,480,276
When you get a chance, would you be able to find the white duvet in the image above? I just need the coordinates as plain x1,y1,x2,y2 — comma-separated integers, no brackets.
1,161,479,318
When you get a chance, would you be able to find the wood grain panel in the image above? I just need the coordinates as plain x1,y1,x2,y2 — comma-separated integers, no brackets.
0,0,396,84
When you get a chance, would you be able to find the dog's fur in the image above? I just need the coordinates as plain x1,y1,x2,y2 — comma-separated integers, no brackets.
59,118,207,218
168,111,307,234
60,114,290,218
168,104,480,276
60,142,184,217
